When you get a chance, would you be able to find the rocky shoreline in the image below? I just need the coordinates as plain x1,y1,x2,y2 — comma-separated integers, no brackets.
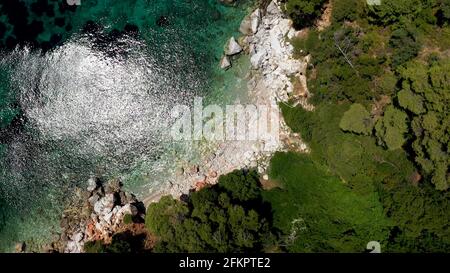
16,0,313,253
35,178,146,253
153,0,312,200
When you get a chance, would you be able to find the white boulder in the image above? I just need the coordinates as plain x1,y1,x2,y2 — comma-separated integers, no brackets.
93,200,104,215
225,37,242,56
101,193,115,210
103,211,113,224
72,232,84,243
220,55,231,70
86,177,97,192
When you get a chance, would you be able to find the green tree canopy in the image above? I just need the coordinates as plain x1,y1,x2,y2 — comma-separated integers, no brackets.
380,183,450,252
400,59,450,190
145,170,275,252
284,0,327,29
375,105,409,150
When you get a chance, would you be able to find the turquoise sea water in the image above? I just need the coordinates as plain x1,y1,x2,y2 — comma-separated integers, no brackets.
0,0,253,252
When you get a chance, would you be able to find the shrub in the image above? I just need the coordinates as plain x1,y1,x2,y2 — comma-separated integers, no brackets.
389,28,421,68
107,234,132,253
84,232,140,253
380,183,450,252
332,0,365,22
367,0,432,25
280,103,315,142
436,0,450,26
284,0,327,29
145,170,275,253
123,214,133,225
339,103,374,135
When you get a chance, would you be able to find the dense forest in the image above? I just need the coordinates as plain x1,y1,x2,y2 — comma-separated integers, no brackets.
84,0,449,253
280,0,449,252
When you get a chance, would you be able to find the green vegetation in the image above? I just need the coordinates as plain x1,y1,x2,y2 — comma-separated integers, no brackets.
83,231,148,253
389,28,421,68
374,105,409,150
84,240,106,253
84,235,131,253
367,0,437,25
339,103,373,135
278,0,449,252
264,152,391,252
299,24,386,105
397,59,449,190
437,0,450,26
145,170,275,253
82,0,449,254
0,65,18,129
332,0,365,22
123,214,133,225
380,183,450,252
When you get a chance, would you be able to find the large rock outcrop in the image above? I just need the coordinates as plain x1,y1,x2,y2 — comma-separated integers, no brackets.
242,1,312,110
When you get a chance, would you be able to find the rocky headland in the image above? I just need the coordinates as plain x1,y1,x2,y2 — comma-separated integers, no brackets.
37,178,146,253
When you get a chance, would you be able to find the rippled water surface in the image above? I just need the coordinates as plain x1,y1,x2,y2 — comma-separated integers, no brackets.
0,0,251,251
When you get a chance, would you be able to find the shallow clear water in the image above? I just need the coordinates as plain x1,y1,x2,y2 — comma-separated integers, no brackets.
0,0,252,252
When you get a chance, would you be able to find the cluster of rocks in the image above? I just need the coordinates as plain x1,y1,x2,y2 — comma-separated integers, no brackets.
59,177,145,253
220,1,314,108
242,1,313,109
220,37,243,70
